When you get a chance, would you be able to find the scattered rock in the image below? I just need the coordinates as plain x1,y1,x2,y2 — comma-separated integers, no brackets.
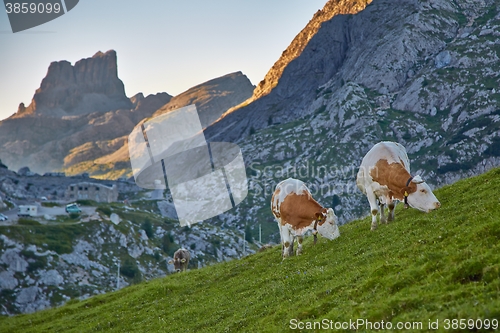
0,271,19,290
39,269,63,286
110,213,120,225
1,249,28,272
435,50,451,69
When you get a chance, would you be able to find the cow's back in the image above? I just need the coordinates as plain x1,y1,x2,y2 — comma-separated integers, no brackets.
272,178,324,230
357,142,410,187
271,178,310,219
361,142,410,169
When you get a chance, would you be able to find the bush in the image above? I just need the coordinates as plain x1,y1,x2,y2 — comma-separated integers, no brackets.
76,199,96,206
18,218,40,226
162,233,176,256
41,202,60,207
120,258,141,283
141,220,154,239
245,225,253,244
484,137,500,157
97,206,112,216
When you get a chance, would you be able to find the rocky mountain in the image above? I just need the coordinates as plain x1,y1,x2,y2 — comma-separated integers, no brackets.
62,71,255,179
0,93,169,176
0,52,254,177
14,50,132,118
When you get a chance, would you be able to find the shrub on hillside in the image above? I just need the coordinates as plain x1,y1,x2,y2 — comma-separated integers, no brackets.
18,218,40,226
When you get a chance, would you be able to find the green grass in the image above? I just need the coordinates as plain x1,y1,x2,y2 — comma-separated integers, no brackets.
1,168,500,332
41,202,61,208
2,223,89,254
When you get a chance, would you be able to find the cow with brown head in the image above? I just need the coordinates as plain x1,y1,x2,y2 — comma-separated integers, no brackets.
169,248,190,272
356,141,441,230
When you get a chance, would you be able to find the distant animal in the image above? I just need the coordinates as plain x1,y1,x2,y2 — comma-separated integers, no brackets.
271,178,340,258
258,244,274,252
356,141,441,230
169,248,190,272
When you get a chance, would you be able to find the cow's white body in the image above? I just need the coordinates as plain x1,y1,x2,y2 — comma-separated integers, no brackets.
356,141,441,230
271,178,340,258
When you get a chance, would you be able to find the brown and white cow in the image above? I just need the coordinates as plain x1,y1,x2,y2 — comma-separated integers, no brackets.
169,248,190,272
356,141,441,230
271,178,340,258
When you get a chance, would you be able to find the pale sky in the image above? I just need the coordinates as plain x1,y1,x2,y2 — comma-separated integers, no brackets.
0,0,328,121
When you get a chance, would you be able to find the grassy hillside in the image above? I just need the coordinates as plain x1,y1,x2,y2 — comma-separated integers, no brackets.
1,167,499,332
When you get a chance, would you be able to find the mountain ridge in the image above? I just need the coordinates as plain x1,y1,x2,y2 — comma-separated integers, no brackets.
0,51,254,176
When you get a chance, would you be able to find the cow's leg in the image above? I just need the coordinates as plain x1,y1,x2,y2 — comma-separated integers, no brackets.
366,188,379,230
281,226,293,258
379,202,387,224
296,235,303,255
387,199,395,222
277,218,287,258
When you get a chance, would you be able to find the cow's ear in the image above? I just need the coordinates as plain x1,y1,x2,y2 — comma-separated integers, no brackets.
411,175,424,184
180,258,186,263
168,260,173,264
315,212,323,221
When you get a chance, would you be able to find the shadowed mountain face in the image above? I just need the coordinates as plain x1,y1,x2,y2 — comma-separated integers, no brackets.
0,50,254,176
205,0,498,146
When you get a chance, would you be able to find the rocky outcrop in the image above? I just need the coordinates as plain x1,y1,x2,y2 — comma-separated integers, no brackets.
130,92,172,121
153,72,254,128
14,50,132,118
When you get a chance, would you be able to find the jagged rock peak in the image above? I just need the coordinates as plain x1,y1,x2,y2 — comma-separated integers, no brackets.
130,93,145,107
13,49,132,118
251,0,372,101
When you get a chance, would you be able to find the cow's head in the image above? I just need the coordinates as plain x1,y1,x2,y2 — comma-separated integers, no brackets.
403,175,441,212
168,257,187,273
315,208,340,240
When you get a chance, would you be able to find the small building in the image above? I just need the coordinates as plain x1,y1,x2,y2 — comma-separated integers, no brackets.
64,182,118,203
43,172,66,177
18,205,38,217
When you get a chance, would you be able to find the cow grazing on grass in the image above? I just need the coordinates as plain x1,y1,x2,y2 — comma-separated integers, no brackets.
169,248,190,272
271,178,340,258
356,141,441,230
